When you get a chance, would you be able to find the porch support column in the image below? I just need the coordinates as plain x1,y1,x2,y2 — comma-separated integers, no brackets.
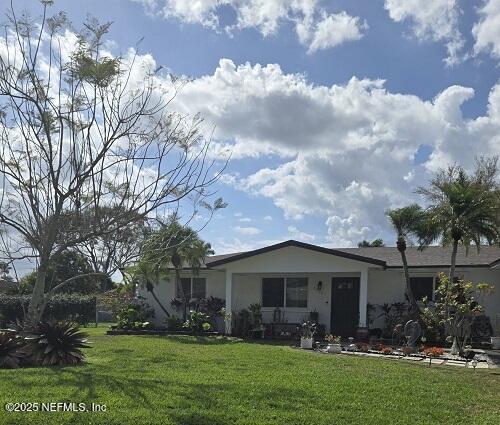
225,270,232,335
358,268,368,332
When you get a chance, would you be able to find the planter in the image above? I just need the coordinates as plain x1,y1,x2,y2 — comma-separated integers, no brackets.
300,337,314,349
326,343,342,354
491,336,500,349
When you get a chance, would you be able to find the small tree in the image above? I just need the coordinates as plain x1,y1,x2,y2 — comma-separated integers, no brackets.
420,273,494,354
128,218,217,320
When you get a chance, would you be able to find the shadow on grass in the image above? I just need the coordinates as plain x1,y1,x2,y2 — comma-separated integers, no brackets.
13,365,317,425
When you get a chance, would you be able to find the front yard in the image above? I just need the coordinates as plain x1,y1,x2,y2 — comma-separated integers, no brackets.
0,326,499,425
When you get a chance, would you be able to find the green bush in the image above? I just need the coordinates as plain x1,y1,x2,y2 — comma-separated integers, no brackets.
116,301,155,330
0,294,96,326
183,311,211,333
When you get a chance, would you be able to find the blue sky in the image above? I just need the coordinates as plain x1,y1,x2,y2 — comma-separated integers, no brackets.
15,0,500,254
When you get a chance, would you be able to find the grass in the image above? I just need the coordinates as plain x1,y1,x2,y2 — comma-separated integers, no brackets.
0,326,499,425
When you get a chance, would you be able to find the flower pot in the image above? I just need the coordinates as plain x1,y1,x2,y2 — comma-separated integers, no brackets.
300,337,313,349
326,343,342,354
491,336,500,350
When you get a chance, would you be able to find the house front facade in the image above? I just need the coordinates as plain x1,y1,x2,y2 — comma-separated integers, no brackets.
140,240,500,337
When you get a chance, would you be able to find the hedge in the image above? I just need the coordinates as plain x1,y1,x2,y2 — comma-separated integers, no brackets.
0,294,96,327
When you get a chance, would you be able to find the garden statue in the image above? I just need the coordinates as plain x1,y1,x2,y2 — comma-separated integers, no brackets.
403,320,421,351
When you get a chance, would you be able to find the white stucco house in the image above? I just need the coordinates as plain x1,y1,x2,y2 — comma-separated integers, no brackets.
140,240,500,337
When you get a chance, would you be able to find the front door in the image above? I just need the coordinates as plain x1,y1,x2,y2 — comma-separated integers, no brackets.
330,277,360,337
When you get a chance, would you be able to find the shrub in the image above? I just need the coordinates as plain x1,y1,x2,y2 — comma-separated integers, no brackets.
25,321,90,366
183,311,211,333
381,347,394,355
116,301,155,330
0,331,25,369
97,289,135,316
0,294,96,326
165,316,183,331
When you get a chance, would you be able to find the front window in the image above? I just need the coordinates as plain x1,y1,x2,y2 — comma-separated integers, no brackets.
410,277,434,301
262,277,308,308
286,277,308,307
177,277,206,299
262,278,284,307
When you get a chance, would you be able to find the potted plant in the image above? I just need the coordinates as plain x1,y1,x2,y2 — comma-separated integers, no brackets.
491,316,500,349
299,321,316,349
325,334,342,353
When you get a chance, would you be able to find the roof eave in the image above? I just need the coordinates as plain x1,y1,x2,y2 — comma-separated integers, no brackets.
205,240,387,268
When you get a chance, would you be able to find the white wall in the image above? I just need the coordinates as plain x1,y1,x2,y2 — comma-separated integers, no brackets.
138,270,225,325
366,267,500,330
139,253,500,332
232,272,333,326
215,246,375,274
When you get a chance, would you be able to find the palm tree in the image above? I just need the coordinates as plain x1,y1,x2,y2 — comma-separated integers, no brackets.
386,205,428,316
135,218,214,321
416,157,500,319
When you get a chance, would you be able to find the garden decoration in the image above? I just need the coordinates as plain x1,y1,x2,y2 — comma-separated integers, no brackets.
300,321,316,349
325,335,342,353
403,320,421,351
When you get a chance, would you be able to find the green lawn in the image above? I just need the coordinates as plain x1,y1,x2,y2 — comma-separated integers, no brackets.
0,326,499,425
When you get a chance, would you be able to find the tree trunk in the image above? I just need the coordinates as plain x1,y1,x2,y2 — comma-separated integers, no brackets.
147,286,170,318
400,250,420,318
175,268,187,321
26,264,48,328
445,239,459,321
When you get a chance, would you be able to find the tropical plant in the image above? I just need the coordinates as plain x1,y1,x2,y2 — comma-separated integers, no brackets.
386,204,429,315
248,303,263,328
421,273,493,353
0,331,25,369
183,311,211,333
25,322,90,366
300,321,316,339
416,157,500,319
116,302,155,330
128,218,218,321
165,316,184,331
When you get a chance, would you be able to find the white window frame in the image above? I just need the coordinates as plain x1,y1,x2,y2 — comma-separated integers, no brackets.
261,276,309,309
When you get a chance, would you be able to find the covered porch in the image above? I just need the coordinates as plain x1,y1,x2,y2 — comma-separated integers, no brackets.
205,240,386,337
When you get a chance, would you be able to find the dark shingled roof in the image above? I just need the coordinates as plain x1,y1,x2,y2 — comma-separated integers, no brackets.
338,245,500,268
202,240,500,269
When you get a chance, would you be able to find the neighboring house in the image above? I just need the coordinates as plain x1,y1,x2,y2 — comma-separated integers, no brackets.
140,240,500,336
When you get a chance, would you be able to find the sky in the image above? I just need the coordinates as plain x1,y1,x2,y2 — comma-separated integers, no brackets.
10,0,500,256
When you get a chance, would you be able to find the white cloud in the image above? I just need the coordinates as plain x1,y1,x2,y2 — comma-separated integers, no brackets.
303,11,367,54
170,58,500,246
384,0,464,65
238,217,252,222
233,226,261,235
473,0,500,59
287,225,316,242
132,0,366,53
263,215,273,221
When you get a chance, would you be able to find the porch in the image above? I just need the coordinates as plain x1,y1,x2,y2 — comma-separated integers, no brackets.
204,241,386,336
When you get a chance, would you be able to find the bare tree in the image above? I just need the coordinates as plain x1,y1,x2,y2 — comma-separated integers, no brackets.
0,1,227,326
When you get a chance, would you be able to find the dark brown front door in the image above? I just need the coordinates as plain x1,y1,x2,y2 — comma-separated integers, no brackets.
330,277,360,337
